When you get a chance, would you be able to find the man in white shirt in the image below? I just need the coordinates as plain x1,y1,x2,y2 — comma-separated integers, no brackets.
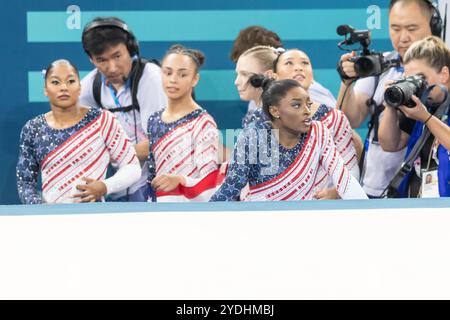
80,17,168,201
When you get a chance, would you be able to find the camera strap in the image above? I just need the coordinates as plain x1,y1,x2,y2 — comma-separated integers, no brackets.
384,85,450,198
359,51,402,177
358,75,380,175
367,53,402,143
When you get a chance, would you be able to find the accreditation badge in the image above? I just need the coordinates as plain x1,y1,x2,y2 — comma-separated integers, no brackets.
421,169,439,198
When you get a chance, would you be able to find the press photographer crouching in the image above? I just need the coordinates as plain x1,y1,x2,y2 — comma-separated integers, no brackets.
379,36,450,198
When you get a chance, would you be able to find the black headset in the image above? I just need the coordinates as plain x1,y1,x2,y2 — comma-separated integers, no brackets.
82,17,140,56
425,0,444,37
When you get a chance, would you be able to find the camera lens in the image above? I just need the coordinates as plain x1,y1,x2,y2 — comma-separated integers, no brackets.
384,86,404,108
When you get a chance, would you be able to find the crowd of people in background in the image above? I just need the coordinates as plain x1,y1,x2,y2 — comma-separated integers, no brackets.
16,0,450,204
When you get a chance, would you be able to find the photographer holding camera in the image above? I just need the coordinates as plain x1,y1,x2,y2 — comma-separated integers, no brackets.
336,0,442,198
379,36,450,198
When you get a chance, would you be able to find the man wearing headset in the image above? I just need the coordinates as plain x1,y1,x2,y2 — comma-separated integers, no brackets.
79,17,167,202
336,0,442,198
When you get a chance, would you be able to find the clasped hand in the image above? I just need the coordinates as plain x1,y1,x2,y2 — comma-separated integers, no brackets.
72,177,107,203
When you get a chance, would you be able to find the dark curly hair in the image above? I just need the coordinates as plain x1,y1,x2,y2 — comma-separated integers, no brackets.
230,26,283,63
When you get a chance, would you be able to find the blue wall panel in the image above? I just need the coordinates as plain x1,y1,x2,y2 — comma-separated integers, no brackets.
0,0,391,204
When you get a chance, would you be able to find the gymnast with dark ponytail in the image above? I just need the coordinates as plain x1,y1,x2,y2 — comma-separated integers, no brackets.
274,48,360,200
210,77,368,201
238,48,359,201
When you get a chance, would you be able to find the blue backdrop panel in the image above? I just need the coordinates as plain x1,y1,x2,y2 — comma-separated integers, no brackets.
0,0,391,204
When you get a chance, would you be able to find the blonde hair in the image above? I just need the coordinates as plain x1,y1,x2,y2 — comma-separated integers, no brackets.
403,36,450,72
239,45,280,72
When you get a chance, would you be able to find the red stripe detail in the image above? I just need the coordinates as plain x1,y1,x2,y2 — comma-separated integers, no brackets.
41,112,102,168
113,133,128,162
187,167,197,177
157,159,167,172
196,145,218,162
152,116,206,168
281,177,316,201
101,112,109,136
120,139,132,161
153,113,218,177
43,143,97,190
153,113,207,152
100,111,110,136
53,164,108,203
105,123,118,152
343,136,353,151
42,163,72,191
281,189,297,201
103,113,115,144
172,150,195,172
302,183,316,200
275,143,316,199
157,148,194,173
42,127,101,181
98,166,108,180
156,170,225,199
334,111,344,136
313,172,328,188
127,154,138,165
161,138,215,175
193,118,216,142
255,123,332,200
321,109,333,129
337,166,345,187
156,136,178,155
81,148,108,178
321,122,326,149
54,186,73,202
198,160,217,175
44,146,108,192
345,155,357,167
249,124,314,192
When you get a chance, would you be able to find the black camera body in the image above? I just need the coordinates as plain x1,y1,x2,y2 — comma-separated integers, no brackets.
337,25,401,79
350,52,392,78
384,75,428,108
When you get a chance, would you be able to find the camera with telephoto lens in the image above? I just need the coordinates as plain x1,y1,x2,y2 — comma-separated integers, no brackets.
384,74,428,108
336,25,401,79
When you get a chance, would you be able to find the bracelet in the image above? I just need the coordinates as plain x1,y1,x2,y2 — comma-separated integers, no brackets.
424,114,433,125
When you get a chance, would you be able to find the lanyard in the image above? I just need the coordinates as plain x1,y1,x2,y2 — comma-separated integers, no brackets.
395,65,404,73
104,77,131,109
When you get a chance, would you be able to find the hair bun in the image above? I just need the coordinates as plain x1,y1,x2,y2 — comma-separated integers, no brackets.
249,74,273,91
164,44,206,70
169,44,185,52
190,50,205,67
249,74,265,88
261,77,273,91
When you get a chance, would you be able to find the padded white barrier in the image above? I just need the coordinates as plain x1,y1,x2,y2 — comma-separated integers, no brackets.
0,199,449,299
